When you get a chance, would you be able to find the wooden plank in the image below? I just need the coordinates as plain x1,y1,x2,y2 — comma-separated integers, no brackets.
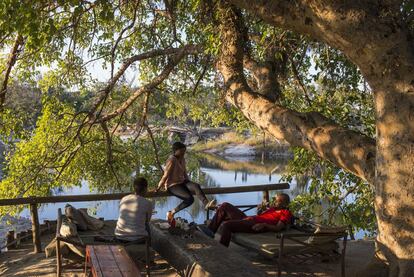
88,245,104,277
150,219,267,277
87,245,141,277
111,245,141,277
0,183,290,206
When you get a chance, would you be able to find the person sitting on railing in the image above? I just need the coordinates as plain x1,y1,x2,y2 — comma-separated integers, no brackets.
156,141,216,223
115,177,154,242
202,193,292,247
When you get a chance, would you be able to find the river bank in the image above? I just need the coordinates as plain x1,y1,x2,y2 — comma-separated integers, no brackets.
190,131,292,158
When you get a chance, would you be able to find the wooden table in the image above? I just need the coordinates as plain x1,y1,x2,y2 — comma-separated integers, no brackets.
150,220,267,277
85,245,141,277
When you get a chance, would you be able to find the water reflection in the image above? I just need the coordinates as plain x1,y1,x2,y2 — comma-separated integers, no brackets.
14,152,369,240
21,152,293,225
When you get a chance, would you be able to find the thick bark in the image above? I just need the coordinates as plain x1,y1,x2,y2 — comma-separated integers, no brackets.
374,70,414,276
229,0,414,88
216,2,376,184
227,1,414,275
243,55,282,102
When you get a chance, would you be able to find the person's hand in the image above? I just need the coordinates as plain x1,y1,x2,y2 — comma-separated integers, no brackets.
252,223,268,231
257,202,268,214
155,181,164,192
154,185,162,192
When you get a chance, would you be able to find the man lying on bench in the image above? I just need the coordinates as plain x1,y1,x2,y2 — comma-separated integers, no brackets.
203,193,292,247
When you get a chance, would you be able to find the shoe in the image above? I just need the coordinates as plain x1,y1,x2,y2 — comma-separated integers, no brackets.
205,199,217,210
196,225,215,238
166,211,174,223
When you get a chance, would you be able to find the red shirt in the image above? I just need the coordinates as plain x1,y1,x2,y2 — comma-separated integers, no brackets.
249,208,292,225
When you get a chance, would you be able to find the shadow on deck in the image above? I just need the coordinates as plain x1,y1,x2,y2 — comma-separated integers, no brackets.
0,220,375,277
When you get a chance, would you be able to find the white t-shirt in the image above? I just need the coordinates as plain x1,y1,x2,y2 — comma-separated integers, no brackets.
115,194,154,241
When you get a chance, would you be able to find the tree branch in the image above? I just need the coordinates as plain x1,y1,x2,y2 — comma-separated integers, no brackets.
229,0,414,95
133,91,150,143
145,123,164,173
0,34,24,109
95,48,189,123
216,1,376,184
88,44,201,120
243,54,281,102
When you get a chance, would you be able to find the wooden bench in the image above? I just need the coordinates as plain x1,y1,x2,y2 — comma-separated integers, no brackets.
85,245,141,277
55,208,151,276
207,205,347,277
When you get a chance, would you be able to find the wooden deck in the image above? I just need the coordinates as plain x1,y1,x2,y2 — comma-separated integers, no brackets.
0,220,376,277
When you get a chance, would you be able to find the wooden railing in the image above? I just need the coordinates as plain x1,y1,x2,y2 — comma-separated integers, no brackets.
0,183,289,253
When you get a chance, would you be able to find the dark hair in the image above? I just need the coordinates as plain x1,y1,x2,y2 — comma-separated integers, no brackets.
133,177,148,194
172,141,186,152
277,193,290,206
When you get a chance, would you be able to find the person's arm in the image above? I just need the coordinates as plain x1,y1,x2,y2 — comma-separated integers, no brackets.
256,202,269,215
252,221,286,232
156,158,174,191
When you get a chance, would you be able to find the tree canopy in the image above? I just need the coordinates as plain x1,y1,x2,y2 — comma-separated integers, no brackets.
0,1,413,274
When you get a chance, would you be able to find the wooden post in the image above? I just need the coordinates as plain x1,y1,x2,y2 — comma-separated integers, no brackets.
341,234,348,277
40,223,47,235
6,230,15,250
56,208,63,277
30,203,42,253
278,234,284,277
15,232,22,248
20,231,27,241
44,220,50,234
263,190,270,203
56,238,62,277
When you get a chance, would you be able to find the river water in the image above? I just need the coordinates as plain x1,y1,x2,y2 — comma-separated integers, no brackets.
18,153,294,225
1,152,367,248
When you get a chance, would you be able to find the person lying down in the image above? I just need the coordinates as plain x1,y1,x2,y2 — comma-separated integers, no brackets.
200,193,292,247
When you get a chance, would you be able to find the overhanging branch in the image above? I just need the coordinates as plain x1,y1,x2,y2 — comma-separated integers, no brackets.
0,34,24,109
95,47,188,123
88,44,201,119
216,1,375,184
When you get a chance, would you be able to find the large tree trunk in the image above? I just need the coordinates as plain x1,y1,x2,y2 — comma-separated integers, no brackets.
372,69,414,276
219,1,414,275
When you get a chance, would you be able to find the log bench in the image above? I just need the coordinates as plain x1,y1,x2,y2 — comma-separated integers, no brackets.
85,245,141,277
150,219,266,277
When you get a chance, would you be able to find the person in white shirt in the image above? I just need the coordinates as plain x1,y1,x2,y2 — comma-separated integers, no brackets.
115,177,154,241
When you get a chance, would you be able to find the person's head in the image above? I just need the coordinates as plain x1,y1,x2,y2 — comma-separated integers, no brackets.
271,193,290,209
133,176,148,195
172,141,186,157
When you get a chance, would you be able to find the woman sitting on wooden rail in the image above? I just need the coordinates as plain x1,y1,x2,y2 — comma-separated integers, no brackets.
156,141,216,223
